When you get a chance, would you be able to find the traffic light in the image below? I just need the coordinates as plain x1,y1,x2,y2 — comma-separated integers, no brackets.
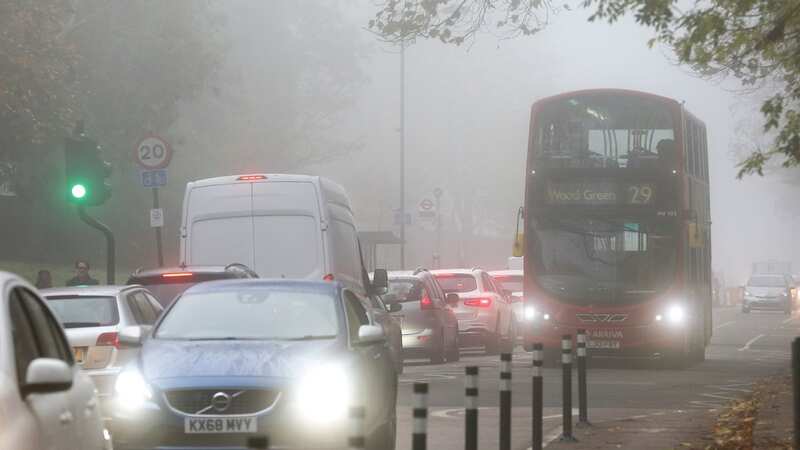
64,135,112,206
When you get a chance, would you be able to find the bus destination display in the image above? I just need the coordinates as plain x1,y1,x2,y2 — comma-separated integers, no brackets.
545,180,655,206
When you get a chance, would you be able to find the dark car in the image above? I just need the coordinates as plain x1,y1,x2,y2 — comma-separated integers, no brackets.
742,274,796,314
109,279,398,450
383,269,460,364
127,264,258,307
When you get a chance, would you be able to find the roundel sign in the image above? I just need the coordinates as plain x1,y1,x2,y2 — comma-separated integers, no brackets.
419,198,434,211
135,136,172,169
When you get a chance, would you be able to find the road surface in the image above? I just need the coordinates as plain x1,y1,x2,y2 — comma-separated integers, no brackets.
394,306,796,449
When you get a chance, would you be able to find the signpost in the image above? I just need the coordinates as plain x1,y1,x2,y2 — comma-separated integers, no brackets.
135,136,172,267
433,188,443,268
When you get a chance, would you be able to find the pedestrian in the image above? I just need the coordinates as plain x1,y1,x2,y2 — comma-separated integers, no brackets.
66,260,100,286
34,270,52,289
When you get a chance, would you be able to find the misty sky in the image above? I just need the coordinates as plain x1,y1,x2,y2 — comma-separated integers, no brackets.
302,2,799,283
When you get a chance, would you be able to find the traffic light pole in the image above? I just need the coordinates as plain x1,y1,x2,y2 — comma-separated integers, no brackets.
153,187,164,267
77,206,115,284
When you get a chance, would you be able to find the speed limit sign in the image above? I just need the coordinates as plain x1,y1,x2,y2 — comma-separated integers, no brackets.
135,136,172,169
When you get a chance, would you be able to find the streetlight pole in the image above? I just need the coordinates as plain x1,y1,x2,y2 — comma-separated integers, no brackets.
399,40,406,269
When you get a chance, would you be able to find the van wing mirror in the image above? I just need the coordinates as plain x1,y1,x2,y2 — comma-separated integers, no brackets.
372,269,388,295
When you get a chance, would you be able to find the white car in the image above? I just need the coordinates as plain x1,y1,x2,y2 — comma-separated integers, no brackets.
42,285,164,415
432,269,516,354
0,271,109,450
489,269,525,325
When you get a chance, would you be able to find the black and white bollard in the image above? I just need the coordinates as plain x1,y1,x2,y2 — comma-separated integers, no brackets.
560,335,577,442
793,337,800,450
349,406,366,450
465,366,479,450
532,343,544,450
577,329,589,426
246,435,269,449
413,383,429,450
500,353,512,450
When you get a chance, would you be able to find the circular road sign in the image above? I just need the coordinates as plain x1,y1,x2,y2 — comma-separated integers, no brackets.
419,198,434,211
135,136,172,169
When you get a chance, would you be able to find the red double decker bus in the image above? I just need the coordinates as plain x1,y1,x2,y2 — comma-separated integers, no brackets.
521,89,712,367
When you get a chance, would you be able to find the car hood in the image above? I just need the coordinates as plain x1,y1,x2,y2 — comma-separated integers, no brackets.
140,338,344,383
747,286,786,297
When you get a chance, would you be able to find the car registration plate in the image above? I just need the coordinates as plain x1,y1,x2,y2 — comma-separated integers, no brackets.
587,340,621,349
185,417,257,434
72,347,87,364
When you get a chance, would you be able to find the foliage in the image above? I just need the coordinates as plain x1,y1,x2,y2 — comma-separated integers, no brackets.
370,0,800,177
0,0,78,188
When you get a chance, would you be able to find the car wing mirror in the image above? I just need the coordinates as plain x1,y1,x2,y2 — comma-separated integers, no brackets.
445,293,460,307
355,325,386,346
22,358,73,397
119,325,152,348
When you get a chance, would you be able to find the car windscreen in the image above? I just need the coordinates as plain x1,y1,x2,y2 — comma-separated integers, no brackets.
435,275,478,293
748,276,786,287
384,279,422,303
155,288,339,340
128,273,237,306
46,296,119,328
492,275,523,293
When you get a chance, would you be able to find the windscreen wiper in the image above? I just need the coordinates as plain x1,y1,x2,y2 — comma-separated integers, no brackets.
284,335,337,341
62,322,102,328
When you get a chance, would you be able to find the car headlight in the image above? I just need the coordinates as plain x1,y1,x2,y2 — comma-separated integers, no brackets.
524,306,537,321
295,364,351,424
666,305,686,324
114,368,152,409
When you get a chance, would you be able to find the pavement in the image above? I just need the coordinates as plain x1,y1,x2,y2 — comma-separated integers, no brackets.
394,306,798,449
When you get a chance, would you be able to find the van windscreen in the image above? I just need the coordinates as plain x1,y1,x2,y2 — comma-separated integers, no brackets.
253,215,320,278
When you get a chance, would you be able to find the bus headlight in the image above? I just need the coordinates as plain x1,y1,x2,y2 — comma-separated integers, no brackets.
666,305,686,324
524,306,538,321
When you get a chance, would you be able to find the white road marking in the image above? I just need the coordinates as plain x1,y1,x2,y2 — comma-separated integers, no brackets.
783,316,795,324
714,321,736,330
738,334,765,351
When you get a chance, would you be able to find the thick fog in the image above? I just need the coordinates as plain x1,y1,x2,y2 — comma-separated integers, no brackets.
6,0,796,284
137,1,800,282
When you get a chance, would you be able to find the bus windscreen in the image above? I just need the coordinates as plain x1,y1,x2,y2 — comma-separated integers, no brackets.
534,94,676,169
528,216,676,304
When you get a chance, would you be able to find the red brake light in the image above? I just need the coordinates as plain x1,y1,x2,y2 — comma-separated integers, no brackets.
323,274,335,282
237,175,267,181
420,293,433,310
464,297,492,308
162,272,193,278
96,332,119,349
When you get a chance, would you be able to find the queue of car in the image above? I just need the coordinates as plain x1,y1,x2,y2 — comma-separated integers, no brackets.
3,173,530,449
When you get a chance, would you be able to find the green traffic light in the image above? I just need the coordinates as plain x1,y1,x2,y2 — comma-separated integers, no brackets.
71,184,87,199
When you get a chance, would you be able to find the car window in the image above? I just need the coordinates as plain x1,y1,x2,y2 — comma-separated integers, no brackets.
9,290,39,384
343,291,369,342
133,292,158,324
481,273,496,293
143,292,164,317
126,293,145,323
18,288,72,364
435,274,478,293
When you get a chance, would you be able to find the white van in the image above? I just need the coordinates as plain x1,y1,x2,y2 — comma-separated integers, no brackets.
179,174,369,292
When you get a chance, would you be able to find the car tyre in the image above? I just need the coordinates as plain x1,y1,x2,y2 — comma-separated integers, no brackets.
430,334,446,364
446,334,460,362
369,409,396,450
